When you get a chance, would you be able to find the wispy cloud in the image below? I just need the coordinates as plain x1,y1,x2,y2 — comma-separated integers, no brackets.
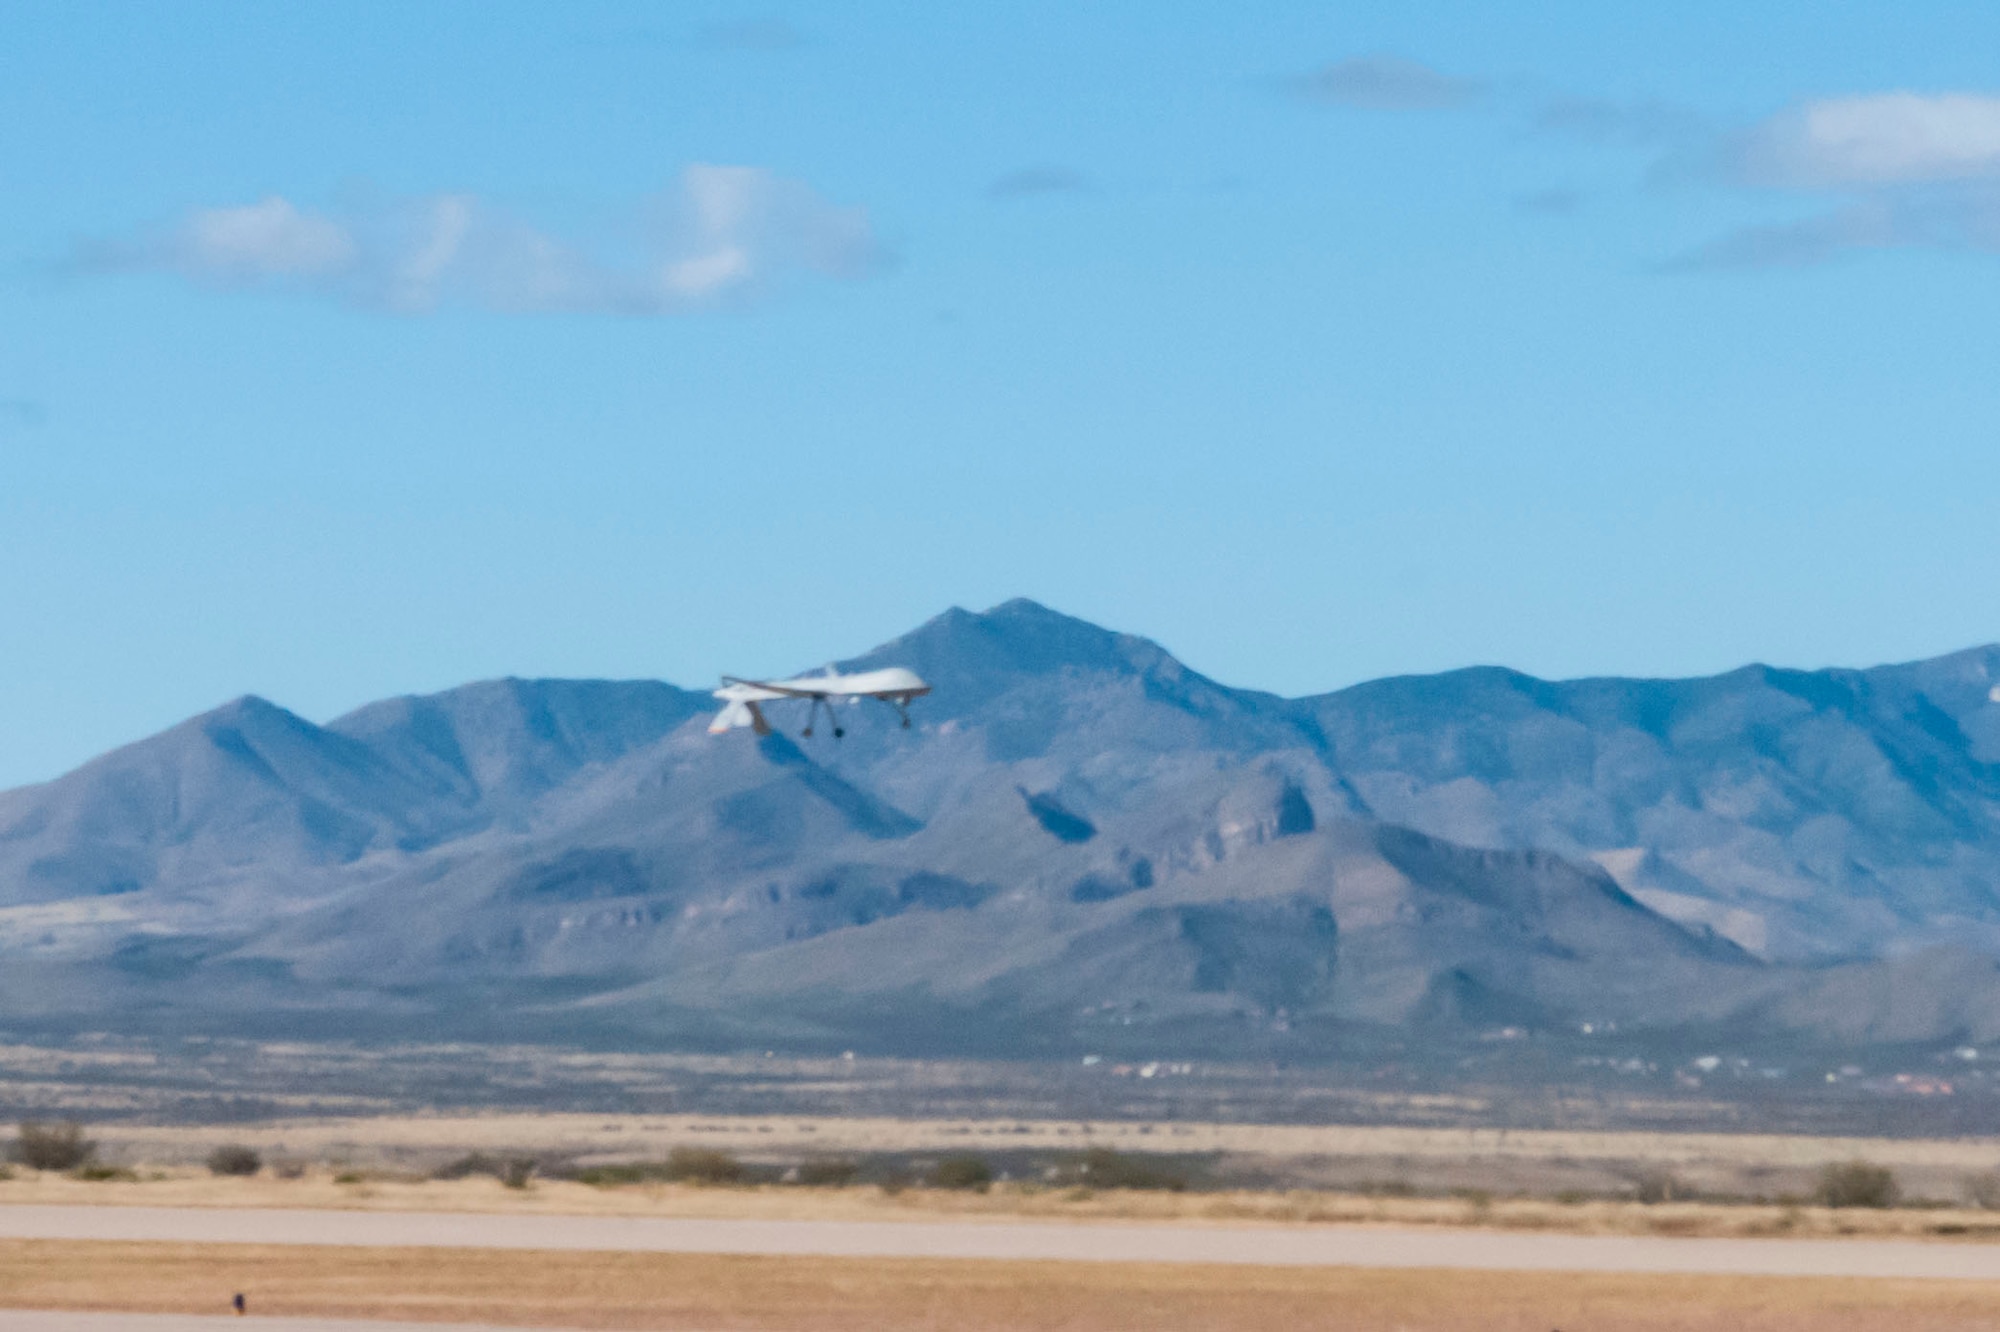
1664,206,1899,271
1518,86,2000,269
1720,93,2000,188
73,166,884,315
1534,97,1706,148
1293,55,1482,111
1665,188,2000,271
1294,57,2000,271
987,166,1088,199
1664,93,2000,269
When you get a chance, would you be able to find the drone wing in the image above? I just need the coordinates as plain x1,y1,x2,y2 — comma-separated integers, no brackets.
759,667,932,701
723,675,834,699
709,667,930,736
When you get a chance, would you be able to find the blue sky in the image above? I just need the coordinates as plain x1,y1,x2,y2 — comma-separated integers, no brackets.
5,1,2000,787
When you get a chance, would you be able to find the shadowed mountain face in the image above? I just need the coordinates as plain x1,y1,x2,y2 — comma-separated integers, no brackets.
1307,650,2000,960
3,598,2000,1056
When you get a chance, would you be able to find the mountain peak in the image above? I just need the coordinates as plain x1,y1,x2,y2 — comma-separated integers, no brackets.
195,692,321,739
982,595,1067,620
861,598,1164,671
207,692,284,717
838,599,1186,719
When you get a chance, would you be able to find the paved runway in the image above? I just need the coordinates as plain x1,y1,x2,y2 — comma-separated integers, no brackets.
5,1203,2000,1279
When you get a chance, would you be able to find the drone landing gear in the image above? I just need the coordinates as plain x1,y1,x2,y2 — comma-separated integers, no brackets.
801,697,844,739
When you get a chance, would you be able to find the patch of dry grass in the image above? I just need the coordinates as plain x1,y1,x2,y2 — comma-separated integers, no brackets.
76,1111,2000,1174
6,1239,2000,1330
8,1165,2000,1243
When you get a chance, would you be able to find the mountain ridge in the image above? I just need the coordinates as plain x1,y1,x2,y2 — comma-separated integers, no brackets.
5,599,2000,1057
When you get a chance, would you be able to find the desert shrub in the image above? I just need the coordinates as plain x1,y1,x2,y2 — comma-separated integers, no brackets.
1966,1171,2000,1210
207,1144,262,1177
665,1147,744,1185
932,1155,993,1192
433,1153,504,1181
1073,1148,1186,1192
14,1121,93,1172
795,1158,859,1187
869,1164,918,1195
1359,1178,1415,1198
426,1153,539,1186
574,1163,664,1187
1634,1171,1687,1204
332,1171,365,1185
1817,1160,1899,1209
70,1164,137,1182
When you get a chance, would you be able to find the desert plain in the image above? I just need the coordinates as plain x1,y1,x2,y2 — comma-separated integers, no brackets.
12,1239,2000,1331
9,1108,2000,1330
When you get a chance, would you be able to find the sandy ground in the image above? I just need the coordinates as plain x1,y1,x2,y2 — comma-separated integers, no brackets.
11,1240,2000,1330
1,1318,537,1332
65,1108,2000,1206
79,1111,2000,1175
8,1168,2000,1243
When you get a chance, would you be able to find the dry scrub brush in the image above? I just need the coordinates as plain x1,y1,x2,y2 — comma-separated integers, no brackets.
12,1121,93,1172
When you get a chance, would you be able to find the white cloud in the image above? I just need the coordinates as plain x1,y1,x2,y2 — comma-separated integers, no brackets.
177,197,357,279
1727,94,2000,188
1652,92,2000,269
1293,56,1481,111
665,163,877,293
1276,62,2000,270
383,194,475,311
76,166,885,315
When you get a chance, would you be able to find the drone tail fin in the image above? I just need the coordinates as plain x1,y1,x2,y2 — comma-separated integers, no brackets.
709,699,772,735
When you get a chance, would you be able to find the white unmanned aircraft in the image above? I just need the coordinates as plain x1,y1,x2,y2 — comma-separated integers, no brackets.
709,666,931,739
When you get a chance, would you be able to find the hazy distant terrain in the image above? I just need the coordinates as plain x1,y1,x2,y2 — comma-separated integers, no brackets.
5,599,2000,1060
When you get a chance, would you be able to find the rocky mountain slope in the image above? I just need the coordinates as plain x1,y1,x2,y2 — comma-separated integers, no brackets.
4,599,1999,1056
1309,650,2000,960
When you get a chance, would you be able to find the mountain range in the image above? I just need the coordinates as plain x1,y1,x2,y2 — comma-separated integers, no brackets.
6,598,2000,1058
